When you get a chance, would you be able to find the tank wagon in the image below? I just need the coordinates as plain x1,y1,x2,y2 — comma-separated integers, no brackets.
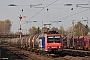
7,38,19,47
7,31,63,53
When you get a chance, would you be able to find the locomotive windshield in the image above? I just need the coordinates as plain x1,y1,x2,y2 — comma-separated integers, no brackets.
47,36,60,43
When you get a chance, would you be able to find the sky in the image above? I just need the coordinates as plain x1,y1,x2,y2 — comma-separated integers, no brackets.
0,0,90,33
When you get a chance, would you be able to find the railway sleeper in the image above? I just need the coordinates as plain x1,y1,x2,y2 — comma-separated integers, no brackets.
79,53,86,57
31,48,36,52
84,52,90,56
14,53,28,59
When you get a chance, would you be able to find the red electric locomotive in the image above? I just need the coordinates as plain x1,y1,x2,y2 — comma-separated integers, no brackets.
39,31,63,53
44,33,63,52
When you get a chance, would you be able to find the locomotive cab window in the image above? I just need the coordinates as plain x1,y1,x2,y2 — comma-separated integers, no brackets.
47,36,60,43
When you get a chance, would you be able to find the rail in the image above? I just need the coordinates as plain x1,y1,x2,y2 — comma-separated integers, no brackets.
0,34,29,38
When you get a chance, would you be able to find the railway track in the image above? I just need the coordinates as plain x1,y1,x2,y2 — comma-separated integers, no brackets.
0,44,55,60
63,49,90,56
1,44,90,60
63,49,90,53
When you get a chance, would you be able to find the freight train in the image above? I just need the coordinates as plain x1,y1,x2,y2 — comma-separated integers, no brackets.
7,30,90,53
7,31,63,53
63,36,90,50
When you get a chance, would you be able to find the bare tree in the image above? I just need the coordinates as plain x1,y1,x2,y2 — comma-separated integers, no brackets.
74,21,89,36
0,19,11,35
28,26,38,34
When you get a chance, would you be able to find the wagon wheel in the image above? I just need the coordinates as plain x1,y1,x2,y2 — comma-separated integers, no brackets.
84,47,88,51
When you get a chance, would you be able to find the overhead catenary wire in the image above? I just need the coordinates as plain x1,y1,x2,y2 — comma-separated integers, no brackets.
28,0,90,21
29,0,58,20
59,8,90,20
59,0,90,20
42,0,45,4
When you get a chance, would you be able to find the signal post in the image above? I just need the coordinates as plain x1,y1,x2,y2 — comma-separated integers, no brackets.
19,15,22,46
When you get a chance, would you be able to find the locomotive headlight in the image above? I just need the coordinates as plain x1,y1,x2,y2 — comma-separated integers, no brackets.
58,46,61,48
48,46,51,49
